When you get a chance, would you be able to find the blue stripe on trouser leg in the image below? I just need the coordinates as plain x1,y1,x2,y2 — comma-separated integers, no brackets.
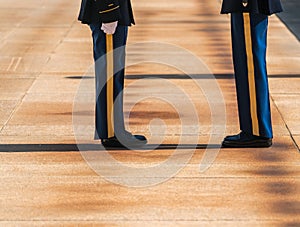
231,13,273,138
89,24,128,139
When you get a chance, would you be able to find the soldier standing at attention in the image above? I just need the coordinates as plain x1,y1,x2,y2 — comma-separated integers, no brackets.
78,0,147,148
221,0,283,148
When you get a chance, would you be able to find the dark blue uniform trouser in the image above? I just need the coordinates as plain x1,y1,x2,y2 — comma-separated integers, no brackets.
89,24,128,139
231,13,273,138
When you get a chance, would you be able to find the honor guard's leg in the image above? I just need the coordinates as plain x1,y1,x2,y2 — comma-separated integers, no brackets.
231,12,273,139
89,24,128,139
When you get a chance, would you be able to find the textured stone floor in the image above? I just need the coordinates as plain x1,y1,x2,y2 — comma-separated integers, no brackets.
0,0,299,226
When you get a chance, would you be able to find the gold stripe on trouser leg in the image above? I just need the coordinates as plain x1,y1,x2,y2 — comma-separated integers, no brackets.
243,13,259,136
106,34,114,138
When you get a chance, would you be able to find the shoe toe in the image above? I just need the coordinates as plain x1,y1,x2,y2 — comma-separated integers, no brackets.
101,132,147,148
224,134,240,142
134,135,147,142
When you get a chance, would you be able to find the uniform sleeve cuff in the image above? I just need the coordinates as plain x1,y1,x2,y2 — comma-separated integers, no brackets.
99,6,120,23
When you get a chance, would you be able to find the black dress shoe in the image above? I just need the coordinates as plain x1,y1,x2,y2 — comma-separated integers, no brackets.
222,131,272,148
101,132,147,148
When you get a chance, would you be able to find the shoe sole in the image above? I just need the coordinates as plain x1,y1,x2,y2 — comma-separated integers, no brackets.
102,141,147,149
222,140,272,148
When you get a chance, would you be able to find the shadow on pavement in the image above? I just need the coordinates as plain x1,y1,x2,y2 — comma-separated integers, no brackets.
64,74,300,81
251,142,300,219
277,0,300,41
0,143,221,152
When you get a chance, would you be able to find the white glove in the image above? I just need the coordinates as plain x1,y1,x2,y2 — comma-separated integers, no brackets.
101,21,118,34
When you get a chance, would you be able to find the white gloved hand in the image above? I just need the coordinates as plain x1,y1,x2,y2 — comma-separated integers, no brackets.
101,21,118,34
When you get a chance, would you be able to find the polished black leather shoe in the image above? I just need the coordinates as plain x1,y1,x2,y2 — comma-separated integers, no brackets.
222,131,272,148
101,132,147,148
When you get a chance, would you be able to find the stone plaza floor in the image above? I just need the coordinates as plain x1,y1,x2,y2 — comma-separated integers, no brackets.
0,0,299,226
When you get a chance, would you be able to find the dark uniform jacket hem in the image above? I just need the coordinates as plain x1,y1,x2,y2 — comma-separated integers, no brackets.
221,0,283,15
78,0,135,25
